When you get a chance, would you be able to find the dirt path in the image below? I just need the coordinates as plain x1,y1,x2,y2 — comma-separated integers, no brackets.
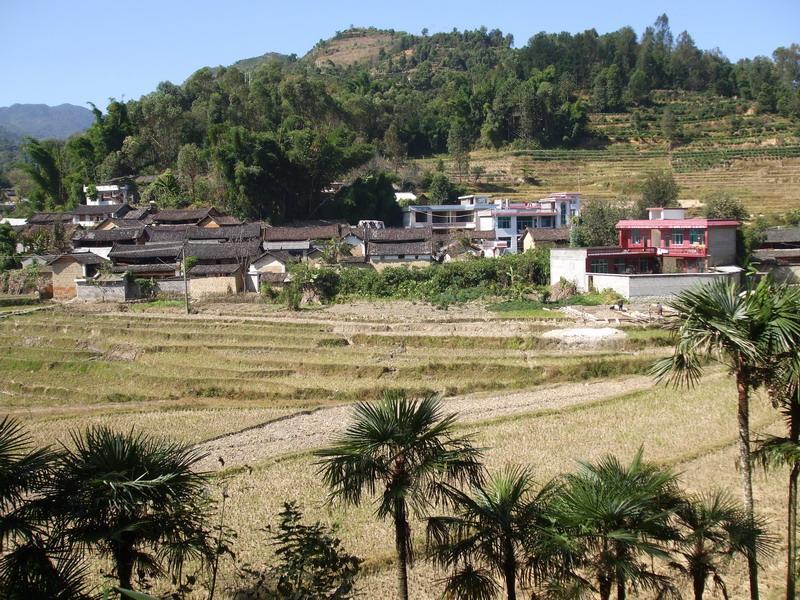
195,375,657,471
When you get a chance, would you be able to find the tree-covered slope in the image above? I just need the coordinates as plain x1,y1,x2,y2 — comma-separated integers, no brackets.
0,103,94,140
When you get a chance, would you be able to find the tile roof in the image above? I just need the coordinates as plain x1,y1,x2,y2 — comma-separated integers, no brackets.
189,263,242,276
47,252,108,266
72,203,131,216
367,241,433,257
112,263,180,274
522,227,571,241
262,224,342,241
366,227,432,242
151,207,218,223
72,228,145,243
764,227,800,245
28,212,74,224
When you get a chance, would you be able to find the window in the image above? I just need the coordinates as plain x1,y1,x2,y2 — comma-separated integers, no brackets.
639,258,650,273
672,230,684,245
540,216,554,228
614,259,626,273
560,203,567,226
690,229,704,244
590,259,609,273
496,216,511,229
630,229,642,245
517,217,533,231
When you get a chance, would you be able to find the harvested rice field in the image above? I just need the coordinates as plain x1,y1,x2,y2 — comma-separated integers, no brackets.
0,301,788,598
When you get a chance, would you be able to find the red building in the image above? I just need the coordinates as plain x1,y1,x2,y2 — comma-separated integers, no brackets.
585,208,739,275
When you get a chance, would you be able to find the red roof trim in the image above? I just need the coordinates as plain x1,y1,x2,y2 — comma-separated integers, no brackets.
616,219,739,229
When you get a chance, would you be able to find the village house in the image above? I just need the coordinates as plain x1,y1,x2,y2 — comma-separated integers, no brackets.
44,252,109,299
71,203,133,227
248,250,292,291
550,207,741,299
83,180,134,205
520,227,571,252
403,192,580,254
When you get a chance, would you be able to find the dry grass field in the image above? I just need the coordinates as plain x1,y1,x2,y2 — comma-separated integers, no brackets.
0,301,790,599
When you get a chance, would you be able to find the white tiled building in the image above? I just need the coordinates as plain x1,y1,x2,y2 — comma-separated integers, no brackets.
402,192,580,254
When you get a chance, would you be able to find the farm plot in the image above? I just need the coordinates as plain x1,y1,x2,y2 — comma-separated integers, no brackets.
0,303,787,598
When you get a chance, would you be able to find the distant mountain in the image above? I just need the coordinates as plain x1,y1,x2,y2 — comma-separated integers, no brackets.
0,103,94,140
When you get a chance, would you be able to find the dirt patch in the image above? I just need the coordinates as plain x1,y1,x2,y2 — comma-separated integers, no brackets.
195,375,657,471
541,327,627,346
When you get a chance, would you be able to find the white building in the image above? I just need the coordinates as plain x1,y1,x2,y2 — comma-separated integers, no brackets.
402,192,580,254
84,182,132,206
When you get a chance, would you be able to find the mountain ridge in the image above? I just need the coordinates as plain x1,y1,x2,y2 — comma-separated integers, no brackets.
0,103,94,140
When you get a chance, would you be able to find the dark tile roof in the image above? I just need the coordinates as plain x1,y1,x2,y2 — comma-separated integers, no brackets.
112,263,180,274
72,203,131,216
185,223,262,240
109,243,183,261
262,224,343,241
28,212,74,224
185,240,261,260
208,215,242,225
367,241,433,257
764,227,800,245
145,227,187,243
124,206,153,220
47,252,108,266
189,263,242,276
151,207,218,223
72,228,144,243
365,227,432,242
523,227,571,242
253,250,293,265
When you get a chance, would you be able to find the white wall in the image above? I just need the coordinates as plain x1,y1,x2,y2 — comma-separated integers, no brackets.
550,248,588,290
590,271,740,299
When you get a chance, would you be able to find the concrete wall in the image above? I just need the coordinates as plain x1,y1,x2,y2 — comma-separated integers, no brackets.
550,248,588,290
589,271,740,300
75,280,128,302
707,228,737,266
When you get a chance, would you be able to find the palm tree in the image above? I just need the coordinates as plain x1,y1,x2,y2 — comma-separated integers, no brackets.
670,492,772,600
0,417,93,598
551,449,681,600
652,277,800,600
315,391,484,600
427,467,561,600
50,426,215,594
752,350,800,600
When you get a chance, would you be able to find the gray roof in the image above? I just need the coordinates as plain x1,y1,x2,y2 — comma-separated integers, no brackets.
263,224,343,242
189,263,242,276
72,228,144,243
367,241,433,257
151,207,219,223
366,227,431,242
72,203,131,216
112,263,180,274
522,227,571,242
28,212,74,224
47,252,108,266
764,227,800,245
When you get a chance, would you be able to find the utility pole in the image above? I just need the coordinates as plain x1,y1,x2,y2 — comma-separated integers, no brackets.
182,243,190,314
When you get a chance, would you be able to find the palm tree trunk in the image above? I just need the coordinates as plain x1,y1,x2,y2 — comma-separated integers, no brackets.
693,574,705,600
616,579,626,600
736,367,759,600
394,498,410,600
787,400,799,600
502,538,517,600
113,543,134,594
598,574,612,600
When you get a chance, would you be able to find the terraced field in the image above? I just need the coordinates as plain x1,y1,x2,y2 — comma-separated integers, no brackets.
415,91,800,214
0,303,790,598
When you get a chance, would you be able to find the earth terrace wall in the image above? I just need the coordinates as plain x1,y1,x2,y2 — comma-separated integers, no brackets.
589,271,741,300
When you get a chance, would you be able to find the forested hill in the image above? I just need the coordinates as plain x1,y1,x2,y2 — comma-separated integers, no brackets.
5,17,800,222
0,104,94,140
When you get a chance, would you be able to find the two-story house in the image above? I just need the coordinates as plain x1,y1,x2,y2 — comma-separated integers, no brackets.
550,207,740,298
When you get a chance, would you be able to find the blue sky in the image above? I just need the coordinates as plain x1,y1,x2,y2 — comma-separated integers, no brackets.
2,0,798,109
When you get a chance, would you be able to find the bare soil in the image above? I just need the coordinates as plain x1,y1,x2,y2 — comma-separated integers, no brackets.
195,375,657,471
